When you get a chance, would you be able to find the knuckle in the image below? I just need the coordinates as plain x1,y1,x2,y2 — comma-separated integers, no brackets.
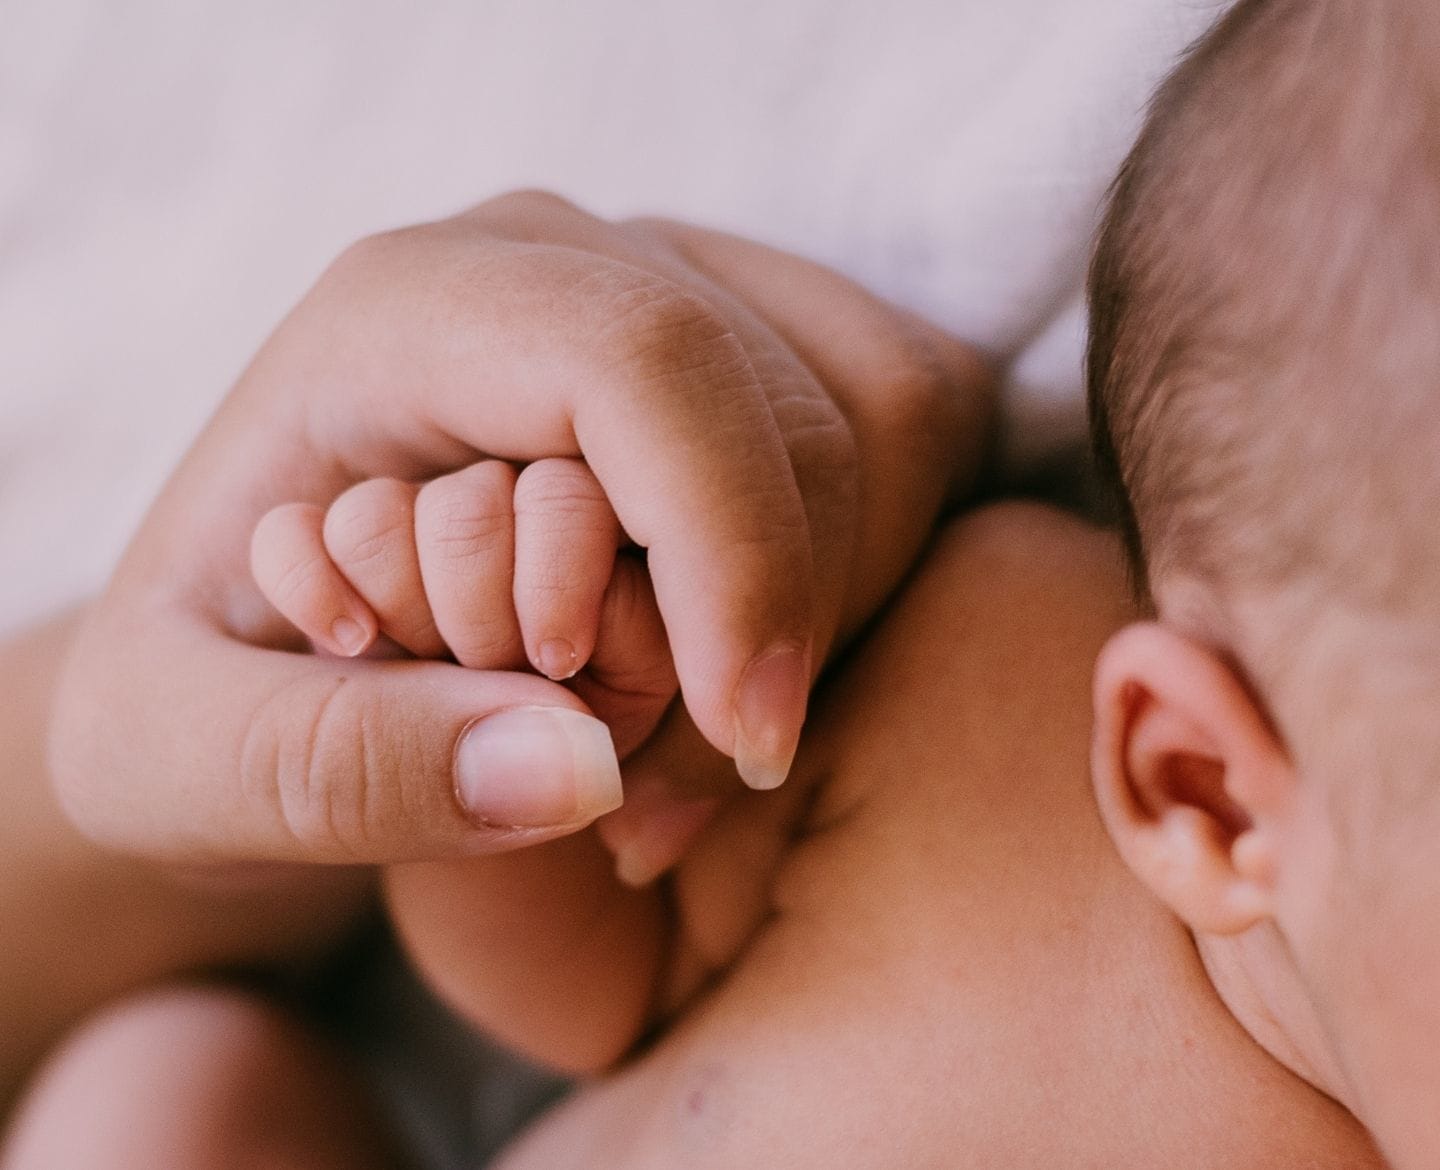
679,481,814,588
885,353,954,431
306,229,427,329
240,674,399,859
867,334,974,448
597,279,751,389
325,479,413,569
252,501,314,553
461,190,597,244
325,227,413,284
770,377,859,484
266,552,332,613
479,187,580,220
423,505,510,558
520,550,588,602
416,470,514,562
513,461,610,520
728,513,815,564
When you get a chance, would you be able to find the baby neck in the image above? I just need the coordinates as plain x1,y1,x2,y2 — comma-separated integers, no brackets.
1194,923,1352,1112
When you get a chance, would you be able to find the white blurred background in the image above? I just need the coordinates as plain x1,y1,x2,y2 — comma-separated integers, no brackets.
0,0,1220,634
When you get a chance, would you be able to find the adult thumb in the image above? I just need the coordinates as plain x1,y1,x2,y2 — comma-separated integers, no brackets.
50,612,623,864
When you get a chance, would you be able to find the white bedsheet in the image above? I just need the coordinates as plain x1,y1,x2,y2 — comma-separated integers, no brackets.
0,0,1222,634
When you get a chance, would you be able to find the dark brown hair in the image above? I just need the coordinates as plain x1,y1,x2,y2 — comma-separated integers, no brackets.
1087,0,1440,625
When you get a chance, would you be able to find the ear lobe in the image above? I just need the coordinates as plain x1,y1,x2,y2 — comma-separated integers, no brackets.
1091,622,1294,936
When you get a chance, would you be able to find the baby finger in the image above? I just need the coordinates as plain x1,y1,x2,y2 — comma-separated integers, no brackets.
250,502,378,658
322,477,446,658
512,458,622,681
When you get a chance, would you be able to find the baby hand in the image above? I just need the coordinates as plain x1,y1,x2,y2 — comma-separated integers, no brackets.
250,457,677,763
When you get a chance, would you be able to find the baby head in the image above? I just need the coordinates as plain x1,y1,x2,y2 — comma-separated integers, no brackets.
1086,0,1440,1164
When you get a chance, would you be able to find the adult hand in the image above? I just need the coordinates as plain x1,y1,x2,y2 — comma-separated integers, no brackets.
49,192,991,865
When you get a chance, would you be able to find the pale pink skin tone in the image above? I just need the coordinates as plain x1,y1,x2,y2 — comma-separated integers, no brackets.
6,507,1418,1168
2,987,399,1170
0,612,370,1116
1090,580,1440,1170
15,192,1428,1167
406,505,1385,1168
2,200,989,1165
48,192,988,875
227,209,1432,1161
248,456,683,809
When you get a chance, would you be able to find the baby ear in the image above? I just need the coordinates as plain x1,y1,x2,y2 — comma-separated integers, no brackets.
1090,622,1295,936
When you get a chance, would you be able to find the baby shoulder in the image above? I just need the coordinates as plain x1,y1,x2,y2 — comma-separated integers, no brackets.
912,500,1134,657
809,501,1134,804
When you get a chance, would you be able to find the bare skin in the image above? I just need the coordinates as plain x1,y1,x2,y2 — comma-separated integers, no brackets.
0,612,371,1114
4,506,1382,1168
2,196,992,1167
484,505,1380,1169
2,986,400,1170
50,194,990,870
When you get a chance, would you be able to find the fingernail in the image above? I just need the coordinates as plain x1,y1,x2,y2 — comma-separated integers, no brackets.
330,616,370,657
536,638,579,681
454,707,622,828
732,640,809,790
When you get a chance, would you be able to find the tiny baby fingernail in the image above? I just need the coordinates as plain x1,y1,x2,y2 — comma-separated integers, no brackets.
454,707,623,828
537,638,580,681
732,640,810,791
330,616,370,657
